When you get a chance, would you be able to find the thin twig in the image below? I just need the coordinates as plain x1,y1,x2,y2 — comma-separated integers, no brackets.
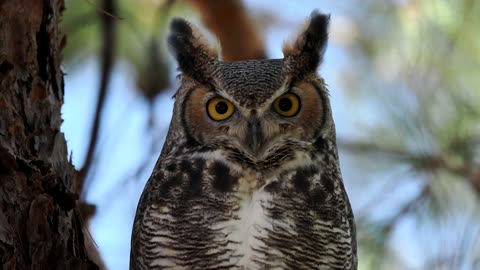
385,184,429,231
85,0,123,20
77,0,116,195
338,139,480,193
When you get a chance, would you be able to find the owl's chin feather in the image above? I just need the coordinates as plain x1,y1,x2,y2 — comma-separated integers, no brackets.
205,136,315,175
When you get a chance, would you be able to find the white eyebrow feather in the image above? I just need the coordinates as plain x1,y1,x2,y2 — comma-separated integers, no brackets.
212,76,291,116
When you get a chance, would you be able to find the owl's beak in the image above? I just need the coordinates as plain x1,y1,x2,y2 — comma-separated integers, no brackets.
246,117,264,155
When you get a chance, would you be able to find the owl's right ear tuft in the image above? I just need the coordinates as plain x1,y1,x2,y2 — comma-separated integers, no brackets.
168,18,220,83
283,11,330,75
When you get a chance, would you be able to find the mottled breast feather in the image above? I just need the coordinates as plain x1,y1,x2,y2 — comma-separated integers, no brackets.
130,138,356,269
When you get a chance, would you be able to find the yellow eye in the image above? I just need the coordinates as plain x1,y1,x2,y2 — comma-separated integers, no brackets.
207,97,235,121
273,93,300,117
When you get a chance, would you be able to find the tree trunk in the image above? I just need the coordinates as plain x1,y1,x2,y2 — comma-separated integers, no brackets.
0,0,96,269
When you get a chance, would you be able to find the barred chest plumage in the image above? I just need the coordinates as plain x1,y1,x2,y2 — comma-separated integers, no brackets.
135,154,355,270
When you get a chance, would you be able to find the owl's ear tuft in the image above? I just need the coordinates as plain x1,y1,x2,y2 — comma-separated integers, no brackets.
168,18,220,82
283,11,330,74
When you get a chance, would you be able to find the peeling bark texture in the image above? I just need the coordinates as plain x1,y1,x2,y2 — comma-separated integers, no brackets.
0,0,97,269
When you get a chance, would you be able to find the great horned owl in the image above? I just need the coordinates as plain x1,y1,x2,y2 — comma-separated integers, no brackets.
130,11,357,270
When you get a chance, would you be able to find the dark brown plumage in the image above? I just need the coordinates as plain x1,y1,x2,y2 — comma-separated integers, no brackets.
131,11,357,270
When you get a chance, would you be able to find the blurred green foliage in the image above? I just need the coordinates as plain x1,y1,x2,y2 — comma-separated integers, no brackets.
62,0,195,99
341,1,480,269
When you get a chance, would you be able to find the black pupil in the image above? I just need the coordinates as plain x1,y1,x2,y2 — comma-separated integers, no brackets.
215,101,228,114
278,97,293,112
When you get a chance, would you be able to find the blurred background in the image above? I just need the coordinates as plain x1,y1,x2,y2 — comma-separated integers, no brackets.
60,0,480,269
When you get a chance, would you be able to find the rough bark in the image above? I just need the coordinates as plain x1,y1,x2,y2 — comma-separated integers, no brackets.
0,0,96,269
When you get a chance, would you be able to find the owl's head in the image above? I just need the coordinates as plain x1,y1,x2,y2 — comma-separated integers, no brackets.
167,11,335,169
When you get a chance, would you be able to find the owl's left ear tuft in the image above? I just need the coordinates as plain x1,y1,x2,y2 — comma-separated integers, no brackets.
283,11,330,73
168,18,220,82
